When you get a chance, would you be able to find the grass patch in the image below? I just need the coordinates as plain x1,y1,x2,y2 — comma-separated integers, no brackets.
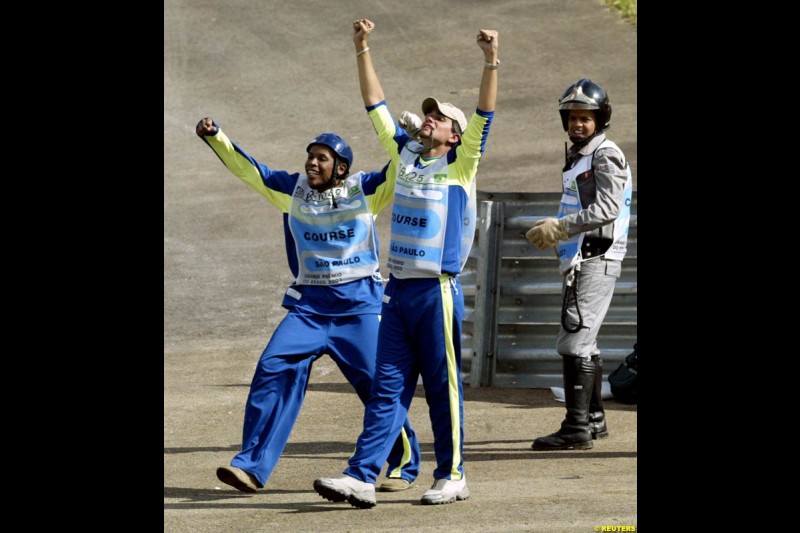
603,0,637,28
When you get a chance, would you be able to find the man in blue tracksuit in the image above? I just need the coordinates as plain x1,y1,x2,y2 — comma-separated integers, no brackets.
196,118,420,493
312,19,499,509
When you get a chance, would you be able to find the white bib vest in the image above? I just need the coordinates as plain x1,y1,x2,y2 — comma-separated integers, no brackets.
387,148,451,278
556,140,633,275
289,172,380,285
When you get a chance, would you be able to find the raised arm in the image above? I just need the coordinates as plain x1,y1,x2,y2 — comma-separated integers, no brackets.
476,29,499,113
352,18,384,107
195,117,289,210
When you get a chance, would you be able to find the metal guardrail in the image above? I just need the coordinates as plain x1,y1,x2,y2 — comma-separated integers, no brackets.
461,191,637,388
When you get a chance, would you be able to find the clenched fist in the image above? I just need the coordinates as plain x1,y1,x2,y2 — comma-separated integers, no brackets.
526,218,567,250
196,117,218,137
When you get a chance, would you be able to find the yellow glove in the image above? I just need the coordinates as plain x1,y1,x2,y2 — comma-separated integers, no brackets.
525,218,568,250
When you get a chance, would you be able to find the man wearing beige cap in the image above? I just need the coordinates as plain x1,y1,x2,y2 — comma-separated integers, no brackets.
313,18,498,509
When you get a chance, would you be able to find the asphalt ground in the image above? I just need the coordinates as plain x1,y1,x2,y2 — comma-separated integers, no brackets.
164,1,637,531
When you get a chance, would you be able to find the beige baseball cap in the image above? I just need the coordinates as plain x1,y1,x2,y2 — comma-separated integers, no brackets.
421,97,467,133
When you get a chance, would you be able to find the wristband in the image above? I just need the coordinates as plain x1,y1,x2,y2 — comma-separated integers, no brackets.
356,47,370,57
485,59,501,70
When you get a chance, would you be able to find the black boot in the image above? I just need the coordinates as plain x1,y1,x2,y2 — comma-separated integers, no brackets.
588,355,609,439
532,356,594,450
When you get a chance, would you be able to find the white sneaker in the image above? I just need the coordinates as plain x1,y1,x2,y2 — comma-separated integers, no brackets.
420,477,469,505
313,475,376,509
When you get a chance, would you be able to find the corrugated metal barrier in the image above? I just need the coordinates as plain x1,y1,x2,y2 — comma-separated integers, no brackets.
461,191,637,388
